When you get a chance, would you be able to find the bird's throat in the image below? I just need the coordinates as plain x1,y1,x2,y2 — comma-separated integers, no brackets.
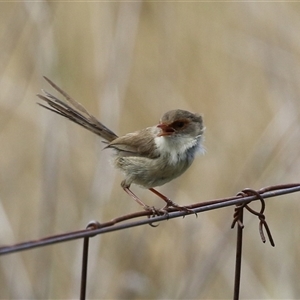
154,135,202,165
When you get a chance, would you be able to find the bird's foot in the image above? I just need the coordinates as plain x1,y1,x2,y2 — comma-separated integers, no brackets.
144,205,168,217
163,199,197,218
143,205,169,227
148,188,197,217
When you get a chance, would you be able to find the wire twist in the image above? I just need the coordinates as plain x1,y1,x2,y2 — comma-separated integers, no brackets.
231,188,275,246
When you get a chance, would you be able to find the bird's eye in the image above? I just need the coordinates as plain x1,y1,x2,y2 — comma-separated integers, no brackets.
172,120,186,130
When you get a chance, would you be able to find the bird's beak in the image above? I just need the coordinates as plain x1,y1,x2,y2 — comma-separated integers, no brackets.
157,123,175,137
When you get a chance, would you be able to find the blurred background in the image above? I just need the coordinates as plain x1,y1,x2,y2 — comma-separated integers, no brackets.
0,1,300,299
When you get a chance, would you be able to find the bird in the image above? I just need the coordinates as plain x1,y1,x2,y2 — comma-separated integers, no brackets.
37,77,205,215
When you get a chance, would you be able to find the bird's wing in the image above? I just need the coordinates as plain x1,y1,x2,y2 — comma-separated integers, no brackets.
105,127,160,159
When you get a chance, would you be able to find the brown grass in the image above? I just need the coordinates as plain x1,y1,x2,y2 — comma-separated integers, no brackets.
1,2,300,299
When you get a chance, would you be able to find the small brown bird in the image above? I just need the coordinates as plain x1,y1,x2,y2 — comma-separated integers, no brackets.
37,77,205,215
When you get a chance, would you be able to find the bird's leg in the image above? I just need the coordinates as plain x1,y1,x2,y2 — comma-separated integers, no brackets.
148,188,197,216
123,187,163,216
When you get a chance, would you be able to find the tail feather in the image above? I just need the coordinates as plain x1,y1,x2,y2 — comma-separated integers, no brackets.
37,77,118,142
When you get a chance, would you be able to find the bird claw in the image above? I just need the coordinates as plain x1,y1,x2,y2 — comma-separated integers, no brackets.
143,200,197,227
143,206,169,227
163,200,198,218
182,207,198,218
144,205,168,217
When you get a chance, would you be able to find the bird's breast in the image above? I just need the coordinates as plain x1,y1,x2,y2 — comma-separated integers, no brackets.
114,135,203,188
154,134,202,165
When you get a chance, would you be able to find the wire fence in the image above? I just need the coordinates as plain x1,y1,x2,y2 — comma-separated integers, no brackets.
1,183,299,300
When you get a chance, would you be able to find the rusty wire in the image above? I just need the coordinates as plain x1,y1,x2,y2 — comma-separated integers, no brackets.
233,202,244,300
231,187,278,300
0,183,300,300
232,188,275,246
0,183,299,256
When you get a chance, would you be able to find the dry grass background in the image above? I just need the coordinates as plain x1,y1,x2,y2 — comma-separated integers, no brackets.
0,2,300,299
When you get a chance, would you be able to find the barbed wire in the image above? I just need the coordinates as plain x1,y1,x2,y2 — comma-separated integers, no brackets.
1,183,299,256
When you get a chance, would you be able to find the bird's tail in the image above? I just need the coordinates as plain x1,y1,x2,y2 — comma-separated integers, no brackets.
37,76,118,142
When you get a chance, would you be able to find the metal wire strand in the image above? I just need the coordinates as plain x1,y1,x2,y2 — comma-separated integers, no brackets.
0,183,299,256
